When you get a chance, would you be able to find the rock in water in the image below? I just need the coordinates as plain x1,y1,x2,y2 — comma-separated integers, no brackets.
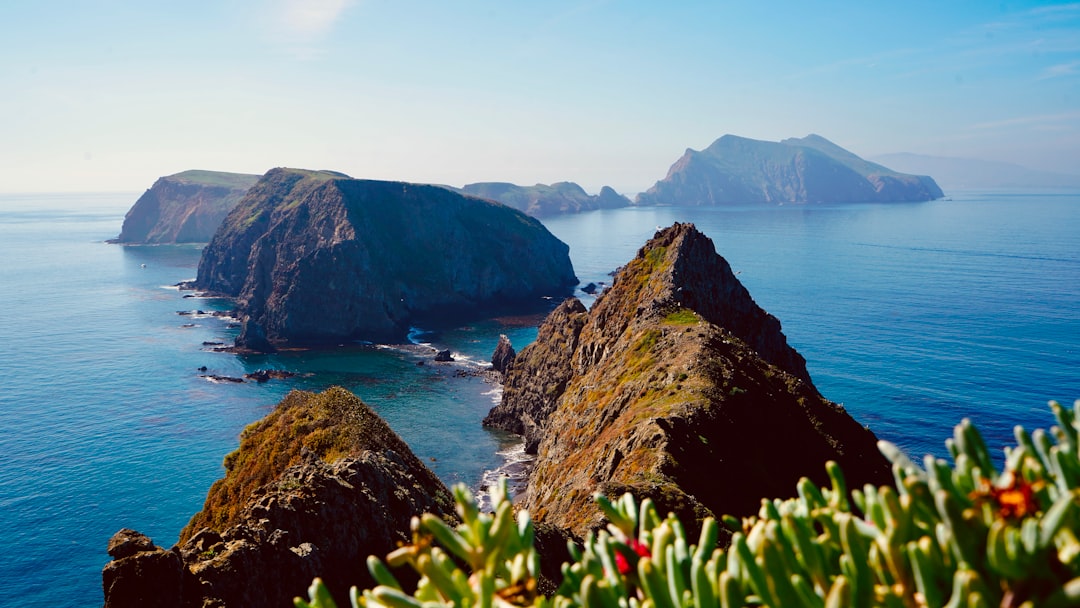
485,223,891,538
636,134,943,206
102,387,454,607
196,168,578,350
491,334,516,374
110,170,259,244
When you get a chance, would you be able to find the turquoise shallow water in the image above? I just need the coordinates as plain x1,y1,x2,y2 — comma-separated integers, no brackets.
0,191,1077,606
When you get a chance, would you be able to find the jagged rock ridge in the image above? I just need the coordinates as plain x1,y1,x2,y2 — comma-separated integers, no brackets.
196,168,578,350
457,181,631,217
110,170,259,244
485,223,892,537
102,387,454,607
637,134,943,205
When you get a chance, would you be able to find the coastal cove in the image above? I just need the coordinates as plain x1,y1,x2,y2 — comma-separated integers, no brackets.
1,191,1079,606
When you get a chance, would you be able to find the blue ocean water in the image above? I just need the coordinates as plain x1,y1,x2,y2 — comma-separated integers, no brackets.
0,191,1077,606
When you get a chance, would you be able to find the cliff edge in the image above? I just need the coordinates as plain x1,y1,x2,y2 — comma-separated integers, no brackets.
102,387,454,607
485,223,891,537
111,170,259,244
196,168,578,351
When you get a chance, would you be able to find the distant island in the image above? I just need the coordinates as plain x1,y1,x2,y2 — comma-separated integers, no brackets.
195,168,578,351
455,182,631,217
870,152,1080,191
637,134,943,205
109,170,259,244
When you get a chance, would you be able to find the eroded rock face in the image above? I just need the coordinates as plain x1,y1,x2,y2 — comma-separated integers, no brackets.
486,223,892,537
103,387,454,607
491,334,517,374
636,134,943,206
111,170,259,244
196,169,578,350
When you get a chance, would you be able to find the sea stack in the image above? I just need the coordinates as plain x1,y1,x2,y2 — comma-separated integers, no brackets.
485,223,892,537
195,168,578,350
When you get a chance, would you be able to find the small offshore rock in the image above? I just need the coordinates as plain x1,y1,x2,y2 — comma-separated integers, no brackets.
434,349,453,362
491,334,516,374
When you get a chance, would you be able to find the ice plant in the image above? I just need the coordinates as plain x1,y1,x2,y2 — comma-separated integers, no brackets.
298,399,1080,607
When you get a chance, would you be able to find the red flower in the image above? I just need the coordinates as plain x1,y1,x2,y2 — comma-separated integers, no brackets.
629,539,651,558
615,551,631,575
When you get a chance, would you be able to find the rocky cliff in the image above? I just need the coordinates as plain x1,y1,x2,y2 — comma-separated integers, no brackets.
102,387,454,607
636,134,943,205
485,223,891,538
111,170,260,244
195,168,578,350
458,181,631,217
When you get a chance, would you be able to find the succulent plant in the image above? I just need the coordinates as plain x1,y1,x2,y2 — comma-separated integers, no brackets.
297,399,1080,608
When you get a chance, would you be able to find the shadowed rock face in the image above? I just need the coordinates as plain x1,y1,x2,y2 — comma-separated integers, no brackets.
102,387,454,608
636,134,943,206
111,170,259,244
486,223,891,538
196,168,578,351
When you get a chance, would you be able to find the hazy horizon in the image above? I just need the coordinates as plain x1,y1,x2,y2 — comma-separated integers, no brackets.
3,1,1079,194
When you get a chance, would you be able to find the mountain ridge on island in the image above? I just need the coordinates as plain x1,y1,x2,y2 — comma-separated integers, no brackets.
454,181,631,217
636,134,943,206
109,170,260,244
484,223,892,538
195,167,578,351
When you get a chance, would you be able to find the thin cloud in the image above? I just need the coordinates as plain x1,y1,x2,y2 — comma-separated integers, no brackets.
969,110,1080,130
1039,60,1080,79
278,0,355,38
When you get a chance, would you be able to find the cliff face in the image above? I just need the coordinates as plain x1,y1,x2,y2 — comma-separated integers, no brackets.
196,168,578,350
102,387,454,608
485,223,891,538
111,170,259,244
458,181,631,217
636,134,943,206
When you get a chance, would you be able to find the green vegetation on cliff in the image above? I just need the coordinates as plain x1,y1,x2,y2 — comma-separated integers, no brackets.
111,169,259,244
180,386,435,542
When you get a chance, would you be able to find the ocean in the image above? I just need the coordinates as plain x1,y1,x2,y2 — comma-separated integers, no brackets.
0,190,1077,606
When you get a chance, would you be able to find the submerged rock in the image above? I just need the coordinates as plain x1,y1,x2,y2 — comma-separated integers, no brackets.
485,223,891,538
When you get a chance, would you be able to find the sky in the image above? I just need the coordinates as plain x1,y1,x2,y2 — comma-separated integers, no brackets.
2,1,1078,194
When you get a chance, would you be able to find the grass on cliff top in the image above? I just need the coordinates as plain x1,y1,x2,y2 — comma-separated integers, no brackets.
169,170,261,189
180,386,400,542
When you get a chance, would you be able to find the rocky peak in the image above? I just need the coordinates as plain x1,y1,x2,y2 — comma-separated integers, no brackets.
103,387,454,607
486,224,891,538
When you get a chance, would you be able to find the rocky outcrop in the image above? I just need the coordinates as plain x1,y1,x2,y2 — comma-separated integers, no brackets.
485,223,892,538
636,134,943,206
196,168,578,351
103,387,454,607
458,181,631,217
110,170,259,244
491,334,516,374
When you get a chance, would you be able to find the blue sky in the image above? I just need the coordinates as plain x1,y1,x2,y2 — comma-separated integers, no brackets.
2,1,1078,193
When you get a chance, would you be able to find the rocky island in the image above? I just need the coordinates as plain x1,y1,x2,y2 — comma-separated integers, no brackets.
110,170,259,244
484,223,892,537
102,387,454,607
636,134,943,205
457,181,631,217
195,168,578,351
